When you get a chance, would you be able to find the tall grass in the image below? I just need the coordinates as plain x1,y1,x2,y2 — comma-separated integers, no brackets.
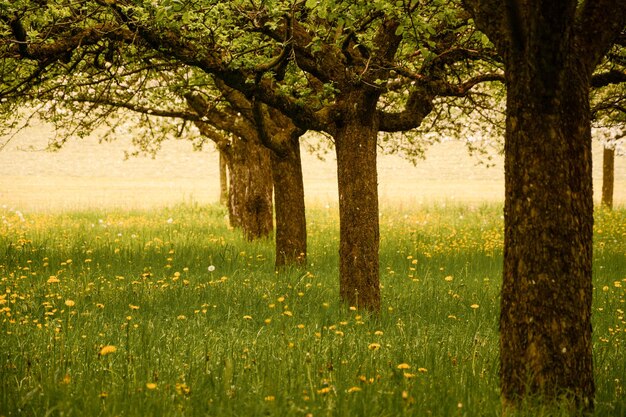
0,203,624,416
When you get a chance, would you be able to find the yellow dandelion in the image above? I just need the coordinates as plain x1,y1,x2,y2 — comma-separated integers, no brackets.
470,304,480,309
243,315,253,320
317,387,332,395
397,363,411,370
129,304,140,310
47,276,60,284
96,303,105,309
64,300,75,307
62,374,71,384
347,386,362,393
99,392,108,398
146,382,157,390
444,275,453,282
264,395,275,401
177,315,186,320
418,367,428,373
277,296,285,303
99,345,117,356
403,372,416,379
264,318,272,325
297,324,305,329
368,342,381,351
283,311,293,317
374,330,384,336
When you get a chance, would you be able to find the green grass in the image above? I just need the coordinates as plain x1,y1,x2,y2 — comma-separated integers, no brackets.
0,203,624,416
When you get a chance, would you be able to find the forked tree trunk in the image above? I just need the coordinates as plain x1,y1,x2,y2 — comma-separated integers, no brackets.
219,150,229,206
271,134,307,268
228,137,273,240
335,91,381,312
500,57,594,408
601,146,614,210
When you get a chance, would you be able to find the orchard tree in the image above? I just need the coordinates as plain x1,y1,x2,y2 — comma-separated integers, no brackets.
95,0,501,311
2,0,504,310
462,0,626,410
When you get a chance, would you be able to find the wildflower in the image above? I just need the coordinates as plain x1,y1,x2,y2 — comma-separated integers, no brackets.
317,387,332,395
243,315,253,320
264,395,275,401
64,300,75,307
146,382,157,390
129,304,140,310
368,343,381,351
444,275,453,282
374,330,384,336
347,386,362,393
47,276,60,284
417,367,428,373
175,382,190,396
397,363,411,370
208,265,216,272
470,304,480,309
177,315,186,320
403,372,416,379
297,324,305,329
99,345,116,356
62,374,71,384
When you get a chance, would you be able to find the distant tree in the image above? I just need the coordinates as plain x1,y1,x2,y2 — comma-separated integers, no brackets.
463,0,626,410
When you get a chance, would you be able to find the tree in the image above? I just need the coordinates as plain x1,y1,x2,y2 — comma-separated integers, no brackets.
462,0,626,410
2,0,503,310
99,0,500,311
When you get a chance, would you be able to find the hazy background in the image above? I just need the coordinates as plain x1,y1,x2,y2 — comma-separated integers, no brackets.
0,123,624,211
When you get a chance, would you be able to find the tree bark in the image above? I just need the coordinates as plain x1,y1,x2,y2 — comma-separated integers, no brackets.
601,146,615,210
227,137,273,240
335,91,381,312
271,133,307,268
500,45,594,411
219,150,229,206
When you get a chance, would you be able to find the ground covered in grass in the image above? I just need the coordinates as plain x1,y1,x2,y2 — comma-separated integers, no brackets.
1,203,624,416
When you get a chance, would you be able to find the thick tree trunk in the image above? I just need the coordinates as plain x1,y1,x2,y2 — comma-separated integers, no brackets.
228,137,273,240
271,134,307,268
601,146,614,210
219,150,229,206
335,91,381,312
500,58,594,408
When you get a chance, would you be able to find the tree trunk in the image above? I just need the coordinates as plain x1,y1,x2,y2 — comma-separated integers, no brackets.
500,56,594,408
271,133,307,269
335,91,381,312
228,137,273,240
601,146,614,210
219,150,229,206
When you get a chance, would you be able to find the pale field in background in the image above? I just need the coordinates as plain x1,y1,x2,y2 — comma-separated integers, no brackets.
0,122,624,212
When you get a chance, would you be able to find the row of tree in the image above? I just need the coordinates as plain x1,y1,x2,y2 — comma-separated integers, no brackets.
1,0,625,412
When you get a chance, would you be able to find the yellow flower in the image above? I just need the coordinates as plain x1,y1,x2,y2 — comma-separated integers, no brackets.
47,276,60,284
347,386,362,393
64,300,75,307
146,382,157,390
368,343,381,351
470,304,480,309
418,367,428,373
397,363,411,370
444,275,453,282
243,315,253,320
264,395,275,401
129,304,140,310
403,372,416,379
317,387,332,395
99,345,117,356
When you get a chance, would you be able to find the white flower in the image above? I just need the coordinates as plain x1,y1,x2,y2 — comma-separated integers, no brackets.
208,265,216,272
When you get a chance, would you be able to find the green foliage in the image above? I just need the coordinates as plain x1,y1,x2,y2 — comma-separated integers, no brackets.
1,203,625,416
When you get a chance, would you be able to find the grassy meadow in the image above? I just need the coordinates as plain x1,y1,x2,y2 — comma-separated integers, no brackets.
1,203,625,417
